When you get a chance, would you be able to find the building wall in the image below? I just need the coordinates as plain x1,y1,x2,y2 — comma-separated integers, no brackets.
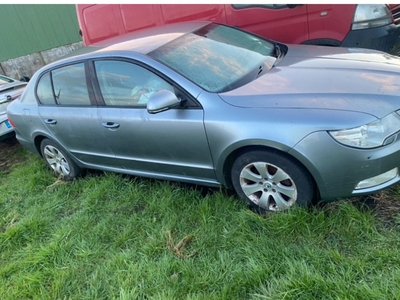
0,42,84,80
0,4,83,79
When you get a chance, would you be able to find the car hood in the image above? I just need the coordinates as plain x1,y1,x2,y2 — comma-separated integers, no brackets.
219,44,400,118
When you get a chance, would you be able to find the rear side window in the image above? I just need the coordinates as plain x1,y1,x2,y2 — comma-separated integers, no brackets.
36,63,91,106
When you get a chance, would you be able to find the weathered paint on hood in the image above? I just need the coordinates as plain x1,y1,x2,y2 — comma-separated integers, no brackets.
219,44,400,118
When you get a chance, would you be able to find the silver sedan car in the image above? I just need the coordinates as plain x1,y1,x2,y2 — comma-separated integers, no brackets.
0,75,27,141
7,22,400,212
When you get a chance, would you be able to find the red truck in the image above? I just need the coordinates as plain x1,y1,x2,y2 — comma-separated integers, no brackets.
76,4,400,55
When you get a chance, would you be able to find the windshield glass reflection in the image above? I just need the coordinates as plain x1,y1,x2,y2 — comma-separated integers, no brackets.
149,24,276,93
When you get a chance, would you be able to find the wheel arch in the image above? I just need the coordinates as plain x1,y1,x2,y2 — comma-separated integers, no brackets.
219,144,320,200
34,134,48,157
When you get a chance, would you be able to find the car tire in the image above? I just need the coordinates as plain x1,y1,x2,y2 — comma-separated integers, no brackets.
231,150,314,212
40,138,81,180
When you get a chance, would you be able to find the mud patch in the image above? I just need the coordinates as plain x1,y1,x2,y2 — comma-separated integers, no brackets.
0,137,25,172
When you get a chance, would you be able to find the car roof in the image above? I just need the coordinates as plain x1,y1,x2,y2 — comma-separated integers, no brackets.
47,21,211,69
94,21,210,54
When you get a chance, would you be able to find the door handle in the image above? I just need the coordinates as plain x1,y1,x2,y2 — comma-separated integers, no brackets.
102,122,120,129
44,119,57,125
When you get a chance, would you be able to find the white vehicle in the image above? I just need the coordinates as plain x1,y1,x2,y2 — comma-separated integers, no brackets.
0,75,27,141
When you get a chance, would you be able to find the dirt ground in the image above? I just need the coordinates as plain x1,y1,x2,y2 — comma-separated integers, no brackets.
1,136,400,226
0,136,25,172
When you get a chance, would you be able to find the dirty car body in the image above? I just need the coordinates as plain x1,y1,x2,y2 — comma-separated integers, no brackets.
0,75,27,141
7,22,400,212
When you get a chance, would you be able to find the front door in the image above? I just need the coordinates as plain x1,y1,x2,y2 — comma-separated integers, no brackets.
93,59,216,183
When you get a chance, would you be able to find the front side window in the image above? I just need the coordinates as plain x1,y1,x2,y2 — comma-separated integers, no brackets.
94,60,173,107
149,23,277,93
36,63,91,106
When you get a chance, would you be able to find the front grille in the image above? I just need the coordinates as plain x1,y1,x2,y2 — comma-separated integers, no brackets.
391,5,400,25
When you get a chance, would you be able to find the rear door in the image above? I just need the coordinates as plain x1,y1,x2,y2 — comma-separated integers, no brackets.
225,4,309,44
37,62,118,167
92,59,216,183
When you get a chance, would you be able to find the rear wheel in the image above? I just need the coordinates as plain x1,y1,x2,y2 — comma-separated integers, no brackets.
231,150,314,212
40,138,81,180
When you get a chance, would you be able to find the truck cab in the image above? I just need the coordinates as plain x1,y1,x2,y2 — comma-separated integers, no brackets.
76,4,400,55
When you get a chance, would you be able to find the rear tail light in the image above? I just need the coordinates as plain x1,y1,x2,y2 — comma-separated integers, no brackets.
7,116,16,128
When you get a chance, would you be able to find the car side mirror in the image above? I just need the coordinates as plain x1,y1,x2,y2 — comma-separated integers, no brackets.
147,90,181,114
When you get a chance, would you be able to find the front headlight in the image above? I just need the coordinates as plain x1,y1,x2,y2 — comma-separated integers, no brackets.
352,4,392,30
329,112,400,148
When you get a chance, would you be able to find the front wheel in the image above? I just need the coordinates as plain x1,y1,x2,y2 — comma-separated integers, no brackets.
231,150,314,212
40,138,81,180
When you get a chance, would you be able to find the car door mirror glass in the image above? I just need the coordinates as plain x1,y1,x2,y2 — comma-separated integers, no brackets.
147,90,181,114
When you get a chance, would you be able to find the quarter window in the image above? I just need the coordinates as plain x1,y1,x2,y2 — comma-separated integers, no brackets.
94,60,174,107
36,63,91,106
36,72,54,105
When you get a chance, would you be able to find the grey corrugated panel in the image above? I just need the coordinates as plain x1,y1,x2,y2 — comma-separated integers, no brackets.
0,4,82,61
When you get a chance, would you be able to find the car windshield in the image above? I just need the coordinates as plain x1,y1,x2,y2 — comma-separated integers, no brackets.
148,23,276,93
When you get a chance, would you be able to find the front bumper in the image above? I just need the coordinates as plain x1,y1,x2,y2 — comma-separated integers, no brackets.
290,131,400,201
341,23,400,56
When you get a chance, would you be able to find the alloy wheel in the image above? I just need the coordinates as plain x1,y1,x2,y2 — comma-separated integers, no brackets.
43,145,71,176
239,161,297,211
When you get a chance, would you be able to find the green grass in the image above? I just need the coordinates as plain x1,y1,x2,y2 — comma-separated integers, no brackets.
1,148,400,299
